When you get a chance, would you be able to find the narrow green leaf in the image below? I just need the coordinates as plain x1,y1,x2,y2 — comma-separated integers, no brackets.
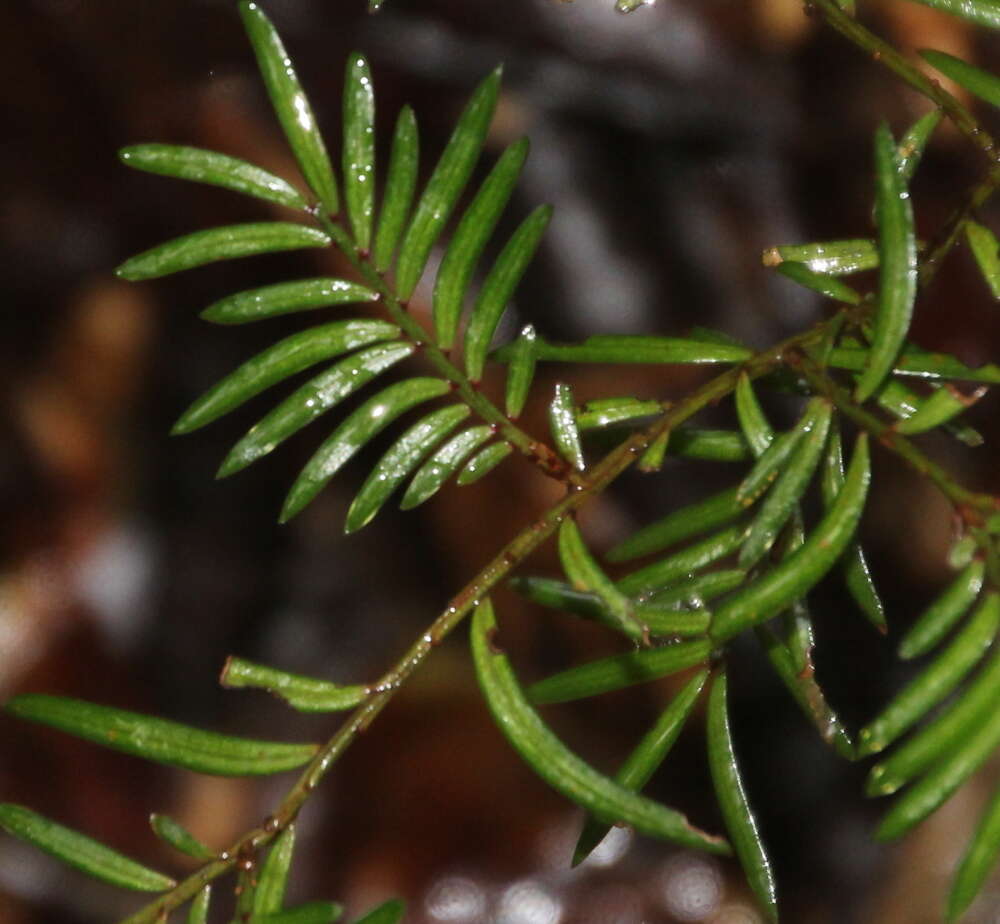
239,1,339,214
218,342,414,478
775,261,861,305
739,399,832,567
906,0,1000,29
829,344,1000,384
637,431,670,472
855,124,918,402
762,239,877,276
949,535,979,570
346,405,471,532
638,606,713,638
400,425,493,509
455,441,512,485
510,576,608,621
503,323,538,419
549,383,585,471
220,656,369,712
608,488,743,563
352,899,406,924
617,524,747,597
5,694,318,775
947,779,1000,921
895,383,985,435
526,638,712,705
149,813,213,860
896,110,942,185
871,376,983,446
710,433,871,644
253,825,296,914
433,138,529,349
858,592,1000,757
820,426,886,632
707,672,778,922
173,320,400,435
921,49,1000,108
257,902,343,924
189,886,211,924
464,205,552,380
643,569,747,612
898,561,986,660
372,107,419,273
735,422,809,508
558,518,646,643
470,599,729,854
342,53,376,252
576,396,662,430
503,334,751,365
734,372,774,458
965,219,1000,299
667,428,752,462
395,68,501,301
116,222,329,281
199,278,379,325
0,804,175,892
866,644,1000,796
119,144,307,210
573,670,708,865
281,377,451,522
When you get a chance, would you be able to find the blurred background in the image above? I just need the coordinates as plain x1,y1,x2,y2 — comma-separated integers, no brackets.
2,0,1000,921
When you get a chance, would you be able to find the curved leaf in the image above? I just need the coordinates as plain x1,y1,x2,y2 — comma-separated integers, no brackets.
965,219,1000,299
239,1,339,214
394,68,501,301
948,779,1000,921
667,428,752,462
896,110,942,184
470,599,729,854
189,886,212,924
200,278,379,325
433,138,529,349
776,261,861,305
921,49,1000,108
400,424,493,509
549,382,584,471
858,592,1000,757
342,53,376,251
174,320,400,434
898,560,985,660
465,206,553,381
707,672,778,922
643,569,747,611
253,825,296,914
762,238,877,275
5,694,318,775
119,144,307,210
345,404,471,532
116,222,330,281
576,397,662,431
456,441,512,485
372,107,419,273
710,433,870,644
736,414,811,507
218,342,414,478
281,377,451,521
0,804,175,893
503,324,538,418
220,656,369,712
829,343,1000,384
526,638,712,704
734,372,774,457
906,0,1000,29
573,670,708,865
894,383,986,435
149,813,213,860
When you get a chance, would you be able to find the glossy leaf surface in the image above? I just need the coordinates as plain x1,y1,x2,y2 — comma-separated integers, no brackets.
471,599,729,854
921,49,1000,108
947,780,1000,921
828,344,1000,383
501,334,751,365
5,694,318,775
503,324,538,418
456,441,512,485
221,656,369,712
400,425,493,508
549,383,585,471
896,110,942,184
342,53,376,251
906,0,1000,29
253,825,296,914
734,372,774,457
762,238,877,275
200,278,379,325
149,813,213,860
965,219,1000,299
735,423,808,507
576,397,661,431
189,886,211,924
0,804,175,892
120,144,307,210
372,107,419,272
898,560,985,660
776,261,861,304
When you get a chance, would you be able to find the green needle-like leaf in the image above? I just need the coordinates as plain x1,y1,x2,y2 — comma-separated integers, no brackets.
119,144,307,210
465,205,553,380
855,124,918,402
503,324,539,418
218,342,414,478
281,377,451,521
456,441,512,485
710,433,870,644
896,110,942,185
253,825,296,914
5,694,318,775
471,599,729,854
372,107,419,273
736,422,809,508
947,779,1000,921
221,656,370,712
239,1,339,214
433,138,529,349
345,404,470,532
400,424,493,509
394,68,501,301
734,372,775,457
667,428,753,462
526,638,712,704
895,383,985,435
762,238,878,275
189,886,211,924
898,561,986,660
149,813,213,860
828,344,1000,384
906,0,1000,29
921,49,1000,108
199,278,379,325
257,902,344,924
352,899,406,924
642,569,747,612
173,320,400,434
965,219,1000,299
775,261,861,304
342,53,376,252
116,222,330,281
858,592,1000,757
707,672,778,922
549,383,585,471
0,804,175,893
498,334,751,365
576,397,662,431
573,670,708,865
